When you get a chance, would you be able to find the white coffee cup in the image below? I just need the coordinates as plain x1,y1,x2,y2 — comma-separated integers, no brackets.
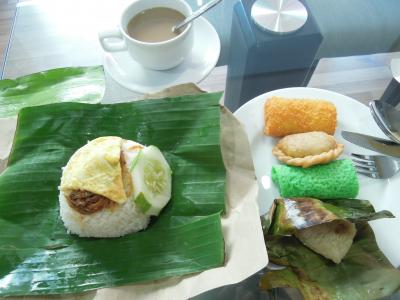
99,0,194,70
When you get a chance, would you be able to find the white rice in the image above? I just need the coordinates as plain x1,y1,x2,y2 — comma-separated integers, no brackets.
59,192,150,238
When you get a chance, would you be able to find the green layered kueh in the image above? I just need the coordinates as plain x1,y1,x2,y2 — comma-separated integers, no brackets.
271,159,359,199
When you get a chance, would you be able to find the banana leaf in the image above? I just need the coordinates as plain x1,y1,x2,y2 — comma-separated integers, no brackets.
0,93,225,296
0,66,104,117
268,198,394,236
261,222,400,300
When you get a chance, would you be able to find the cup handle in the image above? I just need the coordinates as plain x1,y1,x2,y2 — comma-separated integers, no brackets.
99,28,127,52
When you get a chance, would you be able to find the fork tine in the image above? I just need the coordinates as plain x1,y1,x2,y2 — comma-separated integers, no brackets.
351,153,375,160
355,168,380,178
353,162,378,172
350,157,376,168
351,159,376,168
350,153,375,164
354,164,378,174
350,153,399,179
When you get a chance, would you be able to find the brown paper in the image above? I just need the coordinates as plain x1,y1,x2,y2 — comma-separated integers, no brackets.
142,83,206,99
0,84,268,299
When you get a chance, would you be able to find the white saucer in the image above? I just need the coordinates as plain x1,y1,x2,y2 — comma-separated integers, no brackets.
103,17,221,94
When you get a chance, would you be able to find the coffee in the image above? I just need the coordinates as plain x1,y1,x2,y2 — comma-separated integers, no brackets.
127,7,186,43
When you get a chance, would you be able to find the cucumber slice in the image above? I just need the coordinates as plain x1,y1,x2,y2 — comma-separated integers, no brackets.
129,149,142,171
131,145,172,216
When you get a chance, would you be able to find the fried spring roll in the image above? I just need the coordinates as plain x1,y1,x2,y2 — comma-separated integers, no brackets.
264,96,337,137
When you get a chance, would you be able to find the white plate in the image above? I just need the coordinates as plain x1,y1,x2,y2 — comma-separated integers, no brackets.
103,17,220,93
391,58,400,83
234,87,400,267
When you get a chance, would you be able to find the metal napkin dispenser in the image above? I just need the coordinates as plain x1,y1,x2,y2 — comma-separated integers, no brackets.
224,0,323,111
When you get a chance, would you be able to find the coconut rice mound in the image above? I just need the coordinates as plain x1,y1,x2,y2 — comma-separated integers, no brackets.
59,192,150,238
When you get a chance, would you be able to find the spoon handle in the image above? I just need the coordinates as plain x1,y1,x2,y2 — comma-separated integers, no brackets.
173,0,223,32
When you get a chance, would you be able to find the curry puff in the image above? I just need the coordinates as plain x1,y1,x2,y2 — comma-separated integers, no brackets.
264,96,337,137
59,136,172,238
272,131,344,168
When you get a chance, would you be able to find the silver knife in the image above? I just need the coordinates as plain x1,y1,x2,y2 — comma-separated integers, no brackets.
341,130,400,158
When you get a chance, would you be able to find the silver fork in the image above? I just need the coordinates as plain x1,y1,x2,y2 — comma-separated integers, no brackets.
350,153,400,179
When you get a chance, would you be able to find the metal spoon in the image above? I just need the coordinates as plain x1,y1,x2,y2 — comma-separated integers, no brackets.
172,0,222,33
370,100,400,144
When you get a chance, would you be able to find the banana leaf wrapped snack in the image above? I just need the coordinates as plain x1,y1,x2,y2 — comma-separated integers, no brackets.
261,197,399,300
262,222,400,300
266,197,393,263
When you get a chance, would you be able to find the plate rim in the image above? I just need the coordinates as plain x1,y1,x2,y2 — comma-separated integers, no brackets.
234,87,369,118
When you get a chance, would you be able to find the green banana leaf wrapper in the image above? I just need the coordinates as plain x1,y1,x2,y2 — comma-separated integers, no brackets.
0,93,226,296
267,198,394,236
0,66,104,117
261,222,400,300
